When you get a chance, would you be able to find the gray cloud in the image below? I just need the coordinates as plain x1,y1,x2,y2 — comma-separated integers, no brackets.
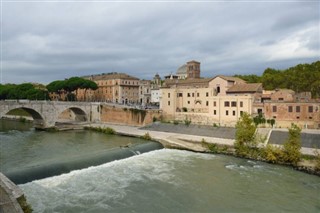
2,1,319,84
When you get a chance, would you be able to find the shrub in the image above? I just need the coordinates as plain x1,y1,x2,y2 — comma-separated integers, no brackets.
173,120,179,125
282,123,301,165
17,195,33,213
104,127,115,134
314,150,320,171
235,112,256,149
141,132,152,140
262,145,284,164
184,117,191,126
213,123,219,128
152,116,157,122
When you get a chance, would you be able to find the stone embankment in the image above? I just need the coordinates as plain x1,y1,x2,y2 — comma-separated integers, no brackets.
0,173,24,213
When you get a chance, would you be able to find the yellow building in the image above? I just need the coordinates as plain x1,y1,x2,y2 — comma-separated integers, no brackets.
161,73,258,126
160,60,258,126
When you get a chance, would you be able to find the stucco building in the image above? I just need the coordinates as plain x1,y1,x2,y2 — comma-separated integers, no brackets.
77,72,140,104
160,60,255,126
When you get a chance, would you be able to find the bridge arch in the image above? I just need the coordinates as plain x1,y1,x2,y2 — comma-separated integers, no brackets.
3,107,45,127
56,107,88,124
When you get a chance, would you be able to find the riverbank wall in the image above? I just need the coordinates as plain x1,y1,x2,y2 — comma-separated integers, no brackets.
0,173,24,213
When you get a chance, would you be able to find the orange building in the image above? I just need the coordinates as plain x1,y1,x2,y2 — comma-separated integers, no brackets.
77,73,140,104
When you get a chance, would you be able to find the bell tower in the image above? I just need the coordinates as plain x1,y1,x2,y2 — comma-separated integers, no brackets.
187,60,200,79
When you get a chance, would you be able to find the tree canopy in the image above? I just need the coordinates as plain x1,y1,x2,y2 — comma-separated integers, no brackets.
46,77,98,101
0,83,49,100
234,61,320,98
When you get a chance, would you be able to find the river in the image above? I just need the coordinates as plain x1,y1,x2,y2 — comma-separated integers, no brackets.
1,120,320,212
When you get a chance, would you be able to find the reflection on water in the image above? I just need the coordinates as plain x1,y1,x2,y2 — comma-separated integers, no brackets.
0,120,146,173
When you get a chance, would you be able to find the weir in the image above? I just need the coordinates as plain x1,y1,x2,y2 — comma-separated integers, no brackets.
4,141,163,185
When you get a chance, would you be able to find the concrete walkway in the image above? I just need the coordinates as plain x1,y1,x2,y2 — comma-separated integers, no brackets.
89,123,235,152
90,123,319,156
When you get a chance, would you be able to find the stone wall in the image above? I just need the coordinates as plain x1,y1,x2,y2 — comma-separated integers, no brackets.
100,105,161,126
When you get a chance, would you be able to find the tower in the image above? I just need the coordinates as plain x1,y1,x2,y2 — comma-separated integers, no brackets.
186,60,200,79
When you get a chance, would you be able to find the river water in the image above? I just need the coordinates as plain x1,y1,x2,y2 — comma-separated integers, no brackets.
1,120,320,212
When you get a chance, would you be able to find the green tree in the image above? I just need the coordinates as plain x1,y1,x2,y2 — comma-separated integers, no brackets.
282,123,301,165
234,112,257,157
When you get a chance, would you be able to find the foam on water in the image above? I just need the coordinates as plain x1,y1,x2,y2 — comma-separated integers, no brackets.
20,149,189,212
19,149,320,213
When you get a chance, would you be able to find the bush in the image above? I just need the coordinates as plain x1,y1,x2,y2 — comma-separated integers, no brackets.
235,112,256,149
104,127,115,134
85,126,115,135
213,123,219,128
282,124,301,165
315,150,320,171
141,132,152,140
262,145,284,164
17,195,33,213
184,117,191,126
173,120,179,125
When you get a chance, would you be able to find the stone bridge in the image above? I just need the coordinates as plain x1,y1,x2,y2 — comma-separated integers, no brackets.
0,100,101,129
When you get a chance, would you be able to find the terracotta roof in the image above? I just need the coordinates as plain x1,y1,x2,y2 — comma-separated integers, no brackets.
274,89,295,94
84,73,139,81
216,75,246,83
227,83,262,93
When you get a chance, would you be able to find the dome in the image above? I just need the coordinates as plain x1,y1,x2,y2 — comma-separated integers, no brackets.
176,64,187,75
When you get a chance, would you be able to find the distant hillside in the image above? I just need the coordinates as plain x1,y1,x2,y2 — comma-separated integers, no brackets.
234,61,320,98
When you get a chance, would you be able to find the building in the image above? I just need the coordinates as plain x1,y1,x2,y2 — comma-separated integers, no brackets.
150,74,162,106
139,80,151,106
160,79,254,126
261,89,320,129
160,60,253,126
77,72,140,104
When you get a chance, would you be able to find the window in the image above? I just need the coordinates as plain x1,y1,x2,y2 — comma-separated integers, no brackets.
296,106,300,113
187,93,190,97
278,98,284,101
233,110,236,116
214,101,216,107
177,93,183,97
217,86,220,94
296,116,300,119
240,101,243,107
226,110,229,116
206,101,209,106
272,106,277,112
308,106,313,113
214,110,216,115
188,101,190,104
288,106,293,112
168,93,170,98
224,101,230,107
168,101,170,106
192,93,194,97
231,101,237,107
206,92,209,97
197,93,200,97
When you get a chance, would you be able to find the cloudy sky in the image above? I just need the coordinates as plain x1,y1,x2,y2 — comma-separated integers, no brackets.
1,0,319,84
